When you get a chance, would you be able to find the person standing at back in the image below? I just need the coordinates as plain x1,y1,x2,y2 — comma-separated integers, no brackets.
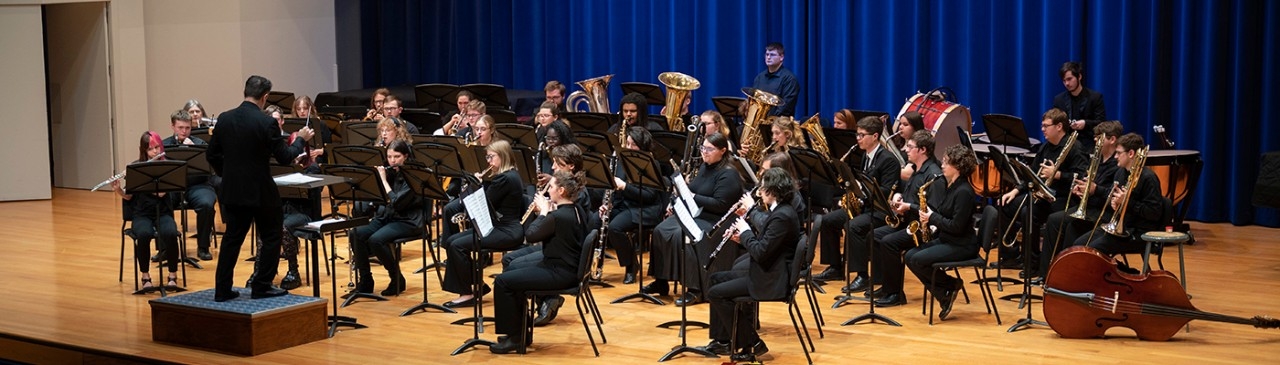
748,42,799,117
207,75,314,302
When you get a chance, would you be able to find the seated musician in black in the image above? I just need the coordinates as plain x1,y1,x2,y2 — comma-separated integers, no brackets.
113,131,181,290
607,92,665,135
348,140,424,296
1077,133,1164,254
997,108,1087,271
1037,121,1123,278
438,115,498,249
442,140,527,308
646,132,744,306
699,167,800,361
162,110,217,261
869,130,942,306
904,144,978,320
533,120,577,189
488,170,590,354
603,127,669,285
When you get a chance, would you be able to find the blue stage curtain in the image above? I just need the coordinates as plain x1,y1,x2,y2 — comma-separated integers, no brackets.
357,0,1279,227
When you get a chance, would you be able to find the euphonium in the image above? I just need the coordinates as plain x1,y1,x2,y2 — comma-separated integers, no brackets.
567,74,613,113
799,113,830,157
1101,146,1148,237
1069,135,1106,220
659,72,701,131
739,87,780,165
906,174,942,246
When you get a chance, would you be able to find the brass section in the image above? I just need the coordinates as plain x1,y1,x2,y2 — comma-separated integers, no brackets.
567,74,613,113
658,72,701,131
739,87,781,165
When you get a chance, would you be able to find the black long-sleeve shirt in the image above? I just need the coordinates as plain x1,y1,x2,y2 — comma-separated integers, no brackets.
1052,87,1107,146
525,204,587,271
1079,155,1120,219
1110,167,1164,236
925,177,977,247
484,169,526,224
1029,136,1088,211
752,66,800,117
687,158,744,221
376,168,424,227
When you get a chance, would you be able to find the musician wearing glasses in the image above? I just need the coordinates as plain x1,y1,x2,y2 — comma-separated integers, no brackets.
608,93,664,135
543,81,567,112
363,88,392,121
1077,133,1164,255
441,98,486,137
113,131,181,291
1037,121,1123,279
904,145,978,320
375,95,418,134
866,131,941,306
441,140,527,308
533,101,567,142
699,167,800,361
997,108,1087,272
1053,61,1107,148
603,127,669,285
162,110,218,261
375,117,414,148
535,120,578,188
489,170,589,354
748,42,799,117
348,140,423,297
812,117,899,293
647,132,744,306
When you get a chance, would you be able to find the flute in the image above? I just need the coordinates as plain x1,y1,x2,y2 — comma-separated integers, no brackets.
90,152,166,192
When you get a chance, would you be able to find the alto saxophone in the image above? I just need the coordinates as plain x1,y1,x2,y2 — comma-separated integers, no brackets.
906,174,942,246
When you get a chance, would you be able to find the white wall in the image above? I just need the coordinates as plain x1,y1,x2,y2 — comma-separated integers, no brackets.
0,5,52,200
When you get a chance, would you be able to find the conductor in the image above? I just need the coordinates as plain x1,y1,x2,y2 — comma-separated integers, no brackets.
207,75,314,302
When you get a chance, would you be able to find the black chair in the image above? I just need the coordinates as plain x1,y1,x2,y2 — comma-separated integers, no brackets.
924,205,1002,325
797,215,825,338
730,235,814,365
520,230,606,356
119,199,187,296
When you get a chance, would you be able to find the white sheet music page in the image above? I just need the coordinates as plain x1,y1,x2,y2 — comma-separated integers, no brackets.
671,173,702,217
305,218,345,230
274,173,321,186
736,155,759,186
673,198,703,239
462,189,495,237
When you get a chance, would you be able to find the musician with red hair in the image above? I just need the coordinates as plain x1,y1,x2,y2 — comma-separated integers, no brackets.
112,131,180,291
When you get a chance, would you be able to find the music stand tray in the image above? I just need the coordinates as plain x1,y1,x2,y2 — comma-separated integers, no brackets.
461,83,510,109
611,150,669,306
574,131,617,157
494,123,537,149
982,114,1033,150
711,96,746,119
342,121,380,147
621,82,665,107
563,112,616,134
396,162,456,316
329,145,385,167
414,83,460,111
650,131,688,166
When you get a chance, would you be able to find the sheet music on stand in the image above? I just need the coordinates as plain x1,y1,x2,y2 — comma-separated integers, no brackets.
734,155,759,187
462,189,495,237
673,196,702,239
274,173,323,186
670,172,701,217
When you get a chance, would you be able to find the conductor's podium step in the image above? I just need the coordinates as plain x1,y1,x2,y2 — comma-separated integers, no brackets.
149,287,326,356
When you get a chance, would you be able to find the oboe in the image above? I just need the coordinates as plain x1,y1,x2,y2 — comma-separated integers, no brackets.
90,152,166,192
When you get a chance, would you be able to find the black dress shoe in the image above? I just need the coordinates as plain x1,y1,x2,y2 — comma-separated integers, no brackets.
675,292,704,307
623,265,639,285
489,335,522,354
443,296,477,308
381,274,406,296
874,292,907,307
197,248,213,261
534,296,564,327
812,266,843,281
842,275,870,293
937,289,957,320
279,270,302,290
213,291,240,302
865,286,889,298
698,340,731,356
730,341,768,362
641,281,669,296
251,286,288,299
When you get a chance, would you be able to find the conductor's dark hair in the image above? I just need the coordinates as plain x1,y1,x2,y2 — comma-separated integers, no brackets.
705,132,730,151
387,139,413,160
244,75,272,99
1059,61,1084,80
759,167,796,205
627,126,652,152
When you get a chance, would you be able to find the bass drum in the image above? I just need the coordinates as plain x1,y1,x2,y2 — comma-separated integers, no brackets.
897,93,972,161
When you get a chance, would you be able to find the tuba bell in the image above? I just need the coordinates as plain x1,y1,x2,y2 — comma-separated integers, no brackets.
567,74,613,113
739,87,781,164
658,72,701,131
798,112,830,157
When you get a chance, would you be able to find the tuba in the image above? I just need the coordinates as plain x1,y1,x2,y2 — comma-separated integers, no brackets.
658,72,701,131
567,74,613,113
1101,146,1149,237
739,87,781,164
799,113,830,156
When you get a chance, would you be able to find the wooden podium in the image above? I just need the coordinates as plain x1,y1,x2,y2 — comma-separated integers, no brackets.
149,288,326,356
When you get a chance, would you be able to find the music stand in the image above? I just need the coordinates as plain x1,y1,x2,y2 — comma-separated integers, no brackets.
650,131,688,166
461,83,510,109
562,112,616,134
982,114,1033,150
321,165,392,308
580,152,617,288
342,121,379,146
273,169,352,299
163,145,213,270
450,173,499,356
621,82,665,107
265,91,295,111
509,147,538,186
412,141,467,275
329,145,386,167
838,169,902,327
125,160,188,297
789,148,839,218
712,96,745,120
396,162,456,316
414,83,460,112
494,123,537,149
657,187,718,361
825,127,860,161
611,150,669,306
574,131,616,157
996,152,1052,333
282,119,323,149
190,127,212,144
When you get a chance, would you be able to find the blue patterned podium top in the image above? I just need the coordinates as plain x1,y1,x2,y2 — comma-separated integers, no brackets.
150,287,325,316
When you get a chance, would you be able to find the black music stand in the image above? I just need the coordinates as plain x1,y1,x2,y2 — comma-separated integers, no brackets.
265,91,295,111
412,141,467,276
581,152,616,288
163,145,212,270
712,96,745,122
509,147,538,185
329,145,385,167
273,168,348,297
621,82,665,107
494,123,537,149
982,114,1033,150
838,169,902,327
980,146,1028,292
563,112,616,134
657,187,718,362
825,127,861,161
790,148,839,217
414,83,460,111
343,121,379,146
574,131,616,157
125,160,189,297
450,173,499,356
461,83,510,109
998,154,1052,333
283,118,324,149
397,162,457,316
322,165,391,309
610,150,668,306
651,131,688,166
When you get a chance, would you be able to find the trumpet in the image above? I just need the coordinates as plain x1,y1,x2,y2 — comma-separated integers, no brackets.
91,152,166,192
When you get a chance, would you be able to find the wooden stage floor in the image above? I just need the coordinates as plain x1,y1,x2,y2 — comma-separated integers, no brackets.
1,189,1277,364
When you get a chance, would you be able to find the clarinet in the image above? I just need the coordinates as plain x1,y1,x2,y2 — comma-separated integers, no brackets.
705,215,748,271
592,181,613,280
